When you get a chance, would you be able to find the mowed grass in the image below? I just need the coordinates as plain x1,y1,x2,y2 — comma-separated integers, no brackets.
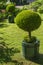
0,20,43,65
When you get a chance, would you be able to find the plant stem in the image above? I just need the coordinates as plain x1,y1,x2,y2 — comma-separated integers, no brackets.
29,32,31,39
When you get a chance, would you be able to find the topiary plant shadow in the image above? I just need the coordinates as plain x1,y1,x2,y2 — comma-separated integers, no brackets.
35,53,43,65
25,53,43,65
33,53,43,65
0,23,9,28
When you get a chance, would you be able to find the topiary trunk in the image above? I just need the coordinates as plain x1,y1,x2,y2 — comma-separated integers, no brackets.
29,31,31,39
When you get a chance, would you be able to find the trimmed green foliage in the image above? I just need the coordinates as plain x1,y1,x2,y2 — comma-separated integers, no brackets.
6,3,15,13
15,10,41,32
6,3,15,23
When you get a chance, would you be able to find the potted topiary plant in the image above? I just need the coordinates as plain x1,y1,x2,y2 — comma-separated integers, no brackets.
6,3,15,23
15,10,41,59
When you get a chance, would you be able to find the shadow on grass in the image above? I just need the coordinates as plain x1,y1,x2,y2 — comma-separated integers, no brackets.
25,54,43,65
0,23,9,28
34,54,43,65
11,60,23,65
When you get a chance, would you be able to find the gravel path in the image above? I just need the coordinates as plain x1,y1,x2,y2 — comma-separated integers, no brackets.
16,5,24,9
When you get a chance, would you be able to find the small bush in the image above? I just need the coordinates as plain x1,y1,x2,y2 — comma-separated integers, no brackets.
15,10,41,32
0,2,7,9
6,3,15,13
22,1,42,11
24,1,42,11
37,5,43,14
2,12,8,19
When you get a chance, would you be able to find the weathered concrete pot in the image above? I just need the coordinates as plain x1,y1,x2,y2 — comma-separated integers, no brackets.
22,39,40,59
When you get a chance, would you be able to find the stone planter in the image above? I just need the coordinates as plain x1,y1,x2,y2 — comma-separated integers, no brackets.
8,15,14,23
22,39,40,59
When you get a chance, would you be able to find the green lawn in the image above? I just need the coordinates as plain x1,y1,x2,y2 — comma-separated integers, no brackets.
0,19,43,65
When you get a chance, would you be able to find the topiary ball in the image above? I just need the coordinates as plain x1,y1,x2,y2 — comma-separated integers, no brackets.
6,3,15,13
15,10,41,32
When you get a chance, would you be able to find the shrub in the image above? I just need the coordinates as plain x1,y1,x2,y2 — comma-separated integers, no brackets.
22,1,42,12
0,2,7,9
37,5,43,14
15,10,41,40
6,3,16,23
15,10,41,31
26,1,42,11
2,12,8,19
6,3,15,13
0,13,4,22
